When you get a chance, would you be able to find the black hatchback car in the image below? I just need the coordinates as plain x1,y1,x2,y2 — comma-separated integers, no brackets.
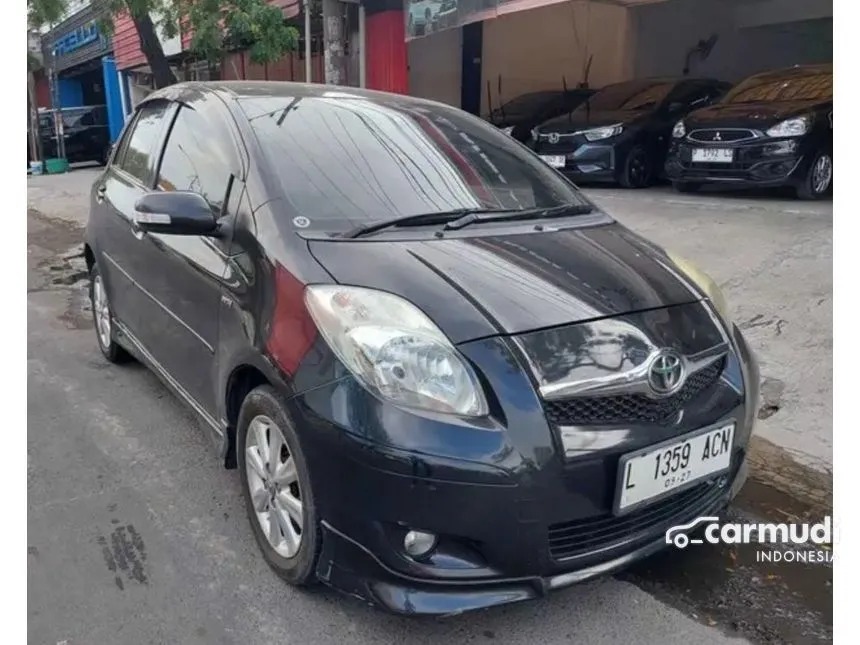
85,82,758,616
533,78,731,188
486,89,595,143
665,64,833,199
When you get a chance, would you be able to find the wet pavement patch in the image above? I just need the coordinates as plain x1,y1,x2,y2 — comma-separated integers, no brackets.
619,481,832,645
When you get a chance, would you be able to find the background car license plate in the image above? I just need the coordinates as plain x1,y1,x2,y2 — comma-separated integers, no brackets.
692,148,734,163
615,422,735,514
541,155,566,168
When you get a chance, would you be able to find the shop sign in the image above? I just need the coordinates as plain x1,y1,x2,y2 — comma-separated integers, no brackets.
53,22,101,57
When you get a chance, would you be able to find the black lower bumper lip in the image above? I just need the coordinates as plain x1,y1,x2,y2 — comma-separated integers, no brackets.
314,456,749,616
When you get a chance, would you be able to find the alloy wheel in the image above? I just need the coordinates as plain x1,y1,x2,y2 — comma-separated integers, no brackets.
812,154,832,194
244,414,304,558
92,274,111,349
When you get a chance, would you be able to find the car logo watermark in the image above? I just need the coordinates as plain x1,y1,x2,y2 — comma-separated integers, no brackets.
665,516,834,564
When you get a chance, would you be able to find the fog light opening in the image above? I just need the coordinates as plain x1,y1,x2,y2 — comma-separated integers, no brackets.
404,530,438,559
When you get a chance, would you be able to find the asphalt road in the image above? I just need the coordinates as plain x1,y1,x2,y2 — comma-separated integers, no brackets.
28,170,832,645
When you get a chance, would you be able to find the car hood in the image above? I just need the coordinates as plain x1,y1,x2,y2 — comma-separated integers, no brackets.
685,100,824,129
539,109,646,133
306,223,702,344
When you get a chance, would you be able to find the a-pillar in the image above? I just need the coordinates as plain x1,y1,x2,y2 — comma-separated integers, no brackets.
363,0,409,94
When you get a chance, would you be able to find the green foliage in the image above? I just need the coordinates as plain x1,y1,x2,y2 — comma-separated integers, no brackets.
27,0,67,27
175,0,299,67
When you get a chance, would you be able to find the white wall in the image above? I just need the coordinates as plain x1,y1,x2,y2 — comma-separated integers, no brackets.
408,27,463,107
480,0,632,114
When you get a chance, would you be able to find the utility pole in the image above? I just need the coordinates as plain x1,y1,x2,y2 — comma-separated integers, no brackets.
322,0,346,85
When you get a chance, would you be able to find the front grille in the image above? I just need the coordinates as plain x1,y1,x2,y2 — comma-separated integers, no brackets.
543,358,724,427
547,474,728,561
688,129,757,143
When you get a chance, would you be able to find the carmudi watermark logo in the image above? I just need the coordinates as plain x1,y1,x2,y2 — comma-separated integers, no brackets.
665,515,833,563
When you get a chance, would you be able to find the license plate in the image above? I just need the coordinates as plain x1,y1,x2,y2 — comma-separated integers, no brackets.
615,422,735,515
692,148,734,163
541,155,566,168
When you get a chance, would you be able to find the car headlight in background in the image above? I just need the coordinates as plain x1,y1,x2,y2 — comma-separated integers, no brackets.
666,252,732,326
501,126,515,136
766,115,810,138
581,124,623,141
304,285,488,417
672,119,686,139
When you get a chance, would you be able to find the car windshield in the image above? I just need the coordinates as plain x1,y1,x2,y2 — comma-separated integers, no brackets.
720,67,832,104
240,93,590,234
491,91,563,118
572,81,676,114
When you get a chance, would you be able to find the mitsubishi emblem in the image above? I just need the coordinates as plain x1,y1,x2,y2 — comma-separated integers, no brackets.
713,131,722,142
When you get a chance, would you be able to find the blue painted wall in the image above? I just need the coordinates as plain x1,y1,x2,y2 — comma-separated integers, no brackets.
56,78,83,107
101,56,124,143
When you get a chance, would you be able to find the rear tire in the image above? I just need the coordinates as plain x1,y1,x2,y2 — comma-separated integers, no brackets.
237,385,320,586
89,265,133,364
795,150,832,200
672,181,701,194
619,145,654,189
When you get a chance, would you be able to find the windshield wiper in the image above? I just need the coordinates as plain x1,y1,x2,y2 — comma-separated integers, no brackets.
341,209,517,239
443,203,594,230
342,204,594,239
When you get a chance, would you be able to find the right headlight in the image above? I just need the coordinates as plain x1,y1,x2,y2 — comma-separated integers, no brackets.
304,285,489,417
666,253,732,326
672,119,686,139
766,115,810,138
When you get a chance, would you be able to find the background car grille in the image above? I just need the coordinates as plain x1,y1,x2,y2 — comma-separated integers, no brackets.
543,358,725,427
688,129,757,143
547,473,729,561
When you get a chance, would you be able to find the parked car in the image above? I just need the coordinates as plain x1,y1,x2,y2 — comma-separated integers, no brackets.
665,64,833,199
407,0,442,37
532,77,731,187
85,81,758,616
485,88,595,144
40,105,112,166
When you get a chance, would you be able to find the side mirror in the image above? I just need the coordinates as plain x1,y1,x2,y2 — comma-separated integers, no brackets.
133,191,219,236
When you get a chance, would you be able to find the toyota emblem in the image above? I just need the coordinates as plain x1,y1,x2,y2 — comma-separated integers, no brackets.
548,133,560,144
648,350,686,396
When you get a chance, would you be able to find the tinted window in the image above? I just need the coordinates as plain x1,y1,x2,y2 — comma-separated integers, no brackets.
574,81,676,113
241,95,589,233
156,106,232,215
119,102,170,184
722,67,832,104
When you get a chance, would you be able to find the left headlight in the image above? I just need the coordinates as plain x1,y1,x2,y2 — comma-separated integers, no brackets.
304,285,489,417
672,119,686,139
766,115,810,138
666,253,732,326
582,123,623,141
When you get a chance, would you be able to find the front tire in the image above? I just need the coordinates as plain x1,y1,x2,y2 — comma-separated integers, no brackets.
89,265,133,363
619,145,654,189
795,150,832,200
237,385,320,586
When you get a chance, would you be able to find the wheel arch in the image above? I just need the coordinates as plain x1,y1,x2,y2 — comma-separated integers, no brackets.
223,362,273,469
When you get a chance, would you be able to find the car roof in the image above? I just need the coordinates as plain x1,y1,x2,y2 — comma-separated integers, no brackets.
140,81,448,111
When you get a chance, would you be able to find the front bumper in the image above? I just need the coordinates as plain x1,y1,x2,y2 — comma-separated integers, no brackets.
665,137,810,186
537,141,620,183
314,454,748,615
291,323,759,616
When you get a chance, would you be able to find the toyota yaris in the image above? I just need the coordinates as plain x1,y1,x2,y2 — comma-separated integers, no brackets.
85,82,759,616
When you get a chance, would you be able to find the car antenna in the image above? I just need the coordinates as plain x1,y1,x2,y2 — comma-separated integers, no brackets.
498,74,506,122
562,75,568,91
486,80,494,122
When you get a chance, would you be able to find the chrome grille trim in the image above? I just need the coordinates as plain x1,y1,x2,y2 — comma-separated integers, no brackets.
687,128,761,143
